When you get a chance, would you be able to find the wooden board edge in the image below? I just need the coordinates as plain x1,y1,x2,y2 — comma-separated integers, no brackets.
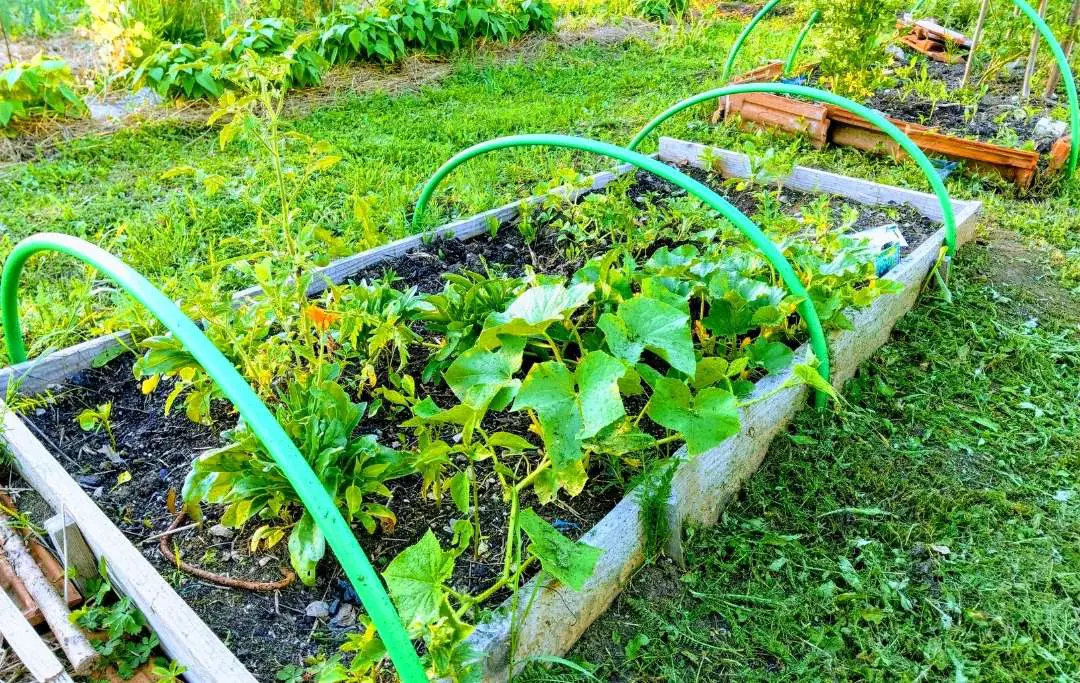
0,403,257,683
658,137,983,222
0,332,133,397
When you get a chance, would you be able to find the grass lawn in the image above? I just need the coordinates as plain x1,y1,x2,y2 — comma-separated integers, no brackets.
520,237,1080,681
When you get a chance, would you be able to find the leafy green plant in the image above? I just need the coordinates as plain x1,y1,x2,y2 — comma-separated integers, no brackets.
806,0,902,98
76,402,119,453
444,0,521,42
129,41,228,99
183,368,413,584
319,6,407,64
70,559,169,679
420,267,526,381
0,53,86,129
222,17,326,88
388,0,461,53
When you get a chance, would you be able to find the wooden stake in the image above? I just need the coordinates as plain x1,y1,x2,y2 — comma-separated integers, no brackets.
962,0,992,88
0,588,75,683
43,513,97,594
1044,0,1080,99
0,516,100,675
1022,0,1051,99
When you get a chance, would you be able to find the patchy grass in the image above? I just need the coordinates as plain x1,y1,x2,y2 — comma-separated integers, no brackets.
519,238,1080,682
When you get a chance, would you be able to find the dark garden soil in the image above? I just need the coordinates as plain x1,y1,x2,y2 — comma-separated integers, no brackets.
12,162,941,680
864,58,1066,152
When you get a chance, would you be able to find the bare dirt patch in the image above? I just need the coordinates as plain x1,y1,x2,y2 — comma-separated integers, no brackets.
972,227,1080,325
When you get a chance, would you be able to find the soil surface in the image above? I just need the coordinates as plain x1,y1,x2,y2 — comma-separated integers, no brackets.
865,57,1066,152
13,163,940,680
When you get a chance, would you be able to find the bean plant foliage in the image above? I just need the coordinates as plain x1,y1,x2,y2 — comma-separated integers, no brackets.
128,0,555,101
109,60,904,678
0,52,86,129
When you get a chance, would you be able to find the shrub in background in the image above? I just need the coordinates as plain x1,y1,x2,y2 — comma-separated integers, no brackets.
0,53,86,129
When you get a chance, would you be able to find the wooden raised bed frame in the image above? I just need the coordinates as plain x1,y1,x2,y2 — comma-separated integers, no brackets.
711,62,1044,189
0,139,982,682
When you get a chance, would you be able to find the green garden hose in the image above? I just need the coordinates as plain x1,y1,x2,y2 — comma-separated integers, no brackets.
413,134,832,406
721,0,781,83
784,10,820,77
1011,0,1079,177
0,234,427,683
627,83,959,259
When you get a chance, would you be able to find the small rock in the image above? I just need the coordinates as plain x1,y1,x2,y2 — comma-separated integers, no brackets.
1002,59,1026,82
885,45,907,62
77,474,103,488
92,487,104,499
305,600,330,618
208,524,234,539
34,408,45,416
1033,117,1069,145
335,577,360,605
329,603,357,629
258,557,272,567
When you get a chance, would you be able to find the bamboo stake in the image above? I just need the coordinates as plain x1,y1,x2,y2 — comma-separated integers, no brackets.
1022,0,1051,99
962,0,992,88
0,516,100,675
1044,0,1080,99
0,588,75,683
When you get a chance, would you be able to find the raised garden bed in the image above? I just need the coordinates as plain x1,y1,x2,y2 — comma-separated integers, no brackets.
0,138,981,682
711,56,1069,189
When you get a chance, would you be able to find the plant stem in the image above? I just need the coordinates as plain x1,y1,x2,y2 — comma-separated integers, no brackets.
542,333,563,364
515,458,550,492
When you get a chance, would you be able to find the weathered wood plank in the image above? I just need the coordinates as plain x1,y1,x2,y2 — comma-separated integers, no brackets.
0,586,74,683
658,137,983,222
0,333,132,397
0,404,256,683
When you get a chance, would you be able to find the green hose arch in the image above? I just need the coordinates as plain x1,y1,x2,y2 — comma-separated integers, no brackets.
784,10,819,77
413,134,832,405
627,83,958,257
721,0,781,83
1010,0,1079,177
0,234,427,683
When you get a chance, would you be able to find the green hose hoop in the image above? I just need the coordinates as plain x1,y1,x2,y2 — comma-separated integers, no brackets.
784,10,819,77
721,0,781,83
413,134,832,406
1011,0,1079,177
627,83,958,258
0,234,427,683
